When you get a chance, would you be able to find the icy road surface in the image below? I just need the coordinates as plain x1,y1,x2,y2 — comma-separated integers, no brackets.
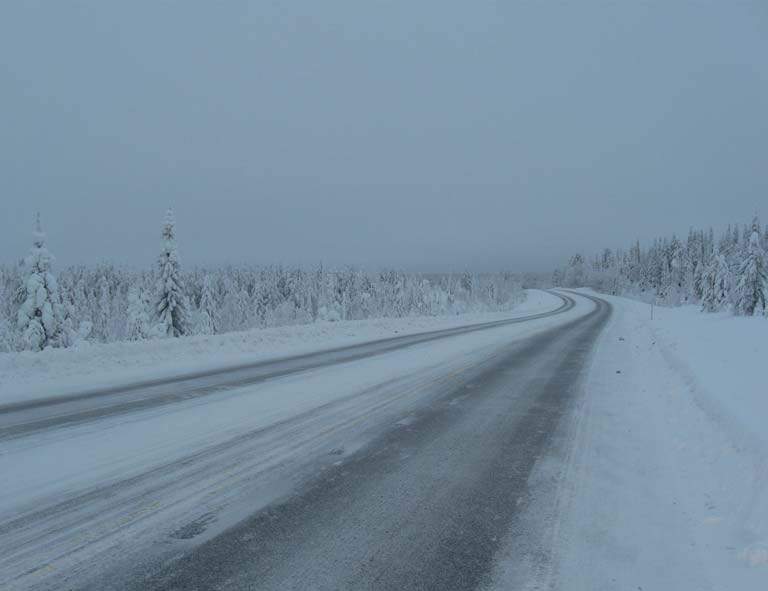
0,291,608,590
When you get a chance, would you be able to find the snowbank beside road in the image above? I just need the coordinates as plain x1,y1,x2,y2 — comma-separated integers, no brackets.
650,304,768,453
573,289,767,454
0,289,561,406
522,290,768,590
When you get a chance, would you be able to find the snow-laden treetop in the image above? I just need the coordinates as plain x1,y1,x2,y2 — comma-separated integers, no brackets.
162,208,176,243
27,212,53,273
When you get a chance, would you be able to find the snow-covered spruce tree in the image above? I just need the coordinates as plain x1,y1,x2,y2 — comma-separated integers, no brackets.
96,274,111,342
155,209,189,337
701,251,731,313
564,254,585,287
0,279,12,352
16,214,67,351
700,255,716,313
196,274,218,335
0,317,11,352
733,218,766,316
712,253,732,312
693,259,706,301
125,286,151,340
220,277,249,332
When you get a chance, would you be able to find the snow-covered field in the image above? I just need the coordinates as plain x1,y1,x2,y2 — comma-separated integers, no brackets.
491,290,768,590
0,290,559,407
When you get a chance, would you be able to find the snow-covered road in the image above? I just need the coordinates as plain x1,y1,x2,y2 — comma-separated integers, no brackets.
0,294,573,441
1,289,595,590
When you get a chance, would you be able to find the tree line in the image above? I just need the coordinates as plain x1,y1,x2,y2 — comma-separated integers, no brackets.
1,210,524,352
554,215,767,316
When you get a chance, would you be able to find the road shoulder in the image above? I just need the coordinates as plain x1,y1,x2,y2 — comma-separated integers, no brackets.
489,292,768,590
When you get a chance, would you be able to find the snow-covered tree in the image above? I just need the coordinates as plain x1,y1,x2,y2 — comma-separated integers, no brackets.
0,278,13,352
155,209,189,337
701,251,731,313
733,218,766,316
196,274,218,335
125,286,151,340
220,277,249,332
16,214,67,351
564,254,586,287
96,274,111,342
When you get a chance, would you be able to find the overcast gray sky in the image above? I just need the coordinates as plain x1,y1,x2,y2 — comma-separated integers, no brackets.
1,1,767,272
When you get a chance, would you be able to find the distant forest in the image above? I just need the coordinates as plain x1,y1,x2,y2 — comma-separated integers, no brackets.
555,215,767,316
1,210,524,353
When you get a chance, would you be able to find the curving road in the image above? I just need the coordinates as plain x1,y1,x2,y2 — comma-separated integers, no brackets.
0,290,610,591
0,294,574,441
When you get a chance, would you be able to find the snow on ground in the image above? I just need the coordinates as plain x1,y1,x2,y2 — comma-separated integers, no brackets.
0,289,560,406
489,290,768,590
650,303,768,454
